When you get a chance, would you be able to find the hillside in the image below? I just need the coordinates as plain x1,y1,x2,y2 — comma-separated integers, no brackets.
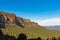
0,11,60,40
45,25,60,30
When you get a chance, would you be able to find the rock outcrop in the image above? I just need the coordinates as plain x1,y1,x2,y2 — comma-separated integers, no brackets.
0,11,39,28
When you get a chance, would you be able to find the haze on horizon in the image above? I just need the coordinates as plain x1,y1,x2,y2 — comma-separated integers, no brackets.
0,0,60,26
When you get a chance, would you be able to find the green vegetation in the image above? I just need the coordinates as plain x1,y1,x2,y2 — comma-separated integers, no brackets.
1,24,60,40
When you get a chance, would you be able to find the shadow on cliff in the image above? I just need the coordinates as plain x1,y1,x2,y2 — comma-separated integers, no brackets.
0,14,6,28
15,17,24,28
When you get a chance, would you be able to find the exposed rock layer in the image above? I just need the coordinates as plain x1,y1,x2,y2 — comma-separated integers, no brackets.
0,11,39,27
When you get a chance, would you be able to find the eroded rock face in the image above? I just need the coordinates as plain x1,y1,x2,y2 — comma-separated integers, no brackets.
30,22,38,27
17,17,24,26
6,14,16,24
24,19,31,23
0,11,39,28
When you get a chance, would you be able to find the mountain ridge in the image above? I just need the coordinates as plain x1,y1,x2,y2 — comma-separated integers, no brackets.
45,25,60,30
0,11,39,28
0,11,60,40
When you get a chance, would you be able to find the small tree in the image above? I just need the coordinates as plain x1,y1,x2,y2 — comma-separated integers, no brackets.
52,37,56,40
57,37,60,40
37,37,41,40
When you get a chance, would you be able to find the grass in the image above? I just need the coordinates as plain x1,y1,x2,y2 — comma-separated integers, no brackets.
1,24,60,40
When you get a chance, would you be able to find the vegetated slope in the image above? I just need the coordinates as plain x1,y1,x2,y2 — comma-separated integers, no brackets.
1,24,60,39
0,11,60,39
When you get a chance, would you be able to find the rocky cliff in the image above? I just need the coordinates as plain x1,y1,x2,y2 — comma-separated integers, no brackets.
0,11,39,28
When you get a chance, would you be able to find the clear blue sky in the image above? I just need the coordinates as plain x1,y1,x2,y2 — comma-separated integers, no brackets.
0,0,60,21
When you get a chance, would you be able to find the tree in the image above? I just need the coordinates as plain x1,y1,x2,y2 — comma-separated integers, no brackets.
37,37,41,40
52,37,56,40
57,37,60,40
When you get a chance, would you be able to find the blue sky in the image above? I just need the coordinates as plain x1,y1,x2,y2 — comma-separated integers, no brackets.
0,0,60,26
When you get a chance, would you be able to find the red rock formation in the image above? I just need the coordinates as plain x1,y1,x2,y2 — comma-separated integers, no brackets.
0,11,39,27
30,22,38,27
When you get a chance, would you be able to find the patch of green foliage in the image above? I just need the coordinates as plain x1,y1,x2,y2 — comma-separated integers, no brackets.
1,24,60,40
